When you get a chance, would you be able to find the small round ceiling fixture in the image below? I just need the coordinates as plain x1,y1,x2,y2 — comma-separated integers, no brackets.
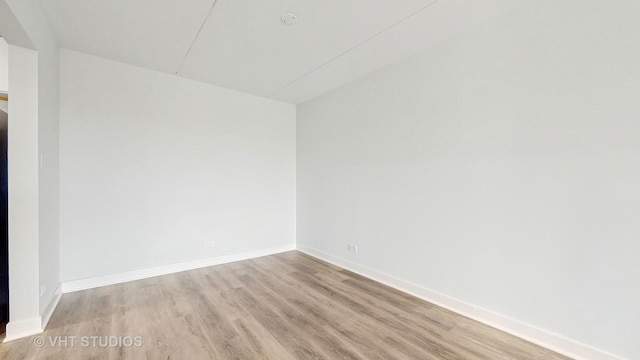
281,13,298,25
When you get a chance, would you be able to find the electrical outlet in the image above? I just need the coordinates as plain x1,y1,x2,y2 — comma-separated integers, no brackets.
203,241,215,248
40,283,47,297
348,243,358,253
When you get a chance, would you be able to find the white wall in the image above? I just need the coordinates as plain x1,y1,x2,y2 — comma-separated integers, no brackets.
0,0,34,50
6,44,40,337
59,50,296,282
35,26,59,320
297,1,640,359
0,38,7,93
4,0,61,327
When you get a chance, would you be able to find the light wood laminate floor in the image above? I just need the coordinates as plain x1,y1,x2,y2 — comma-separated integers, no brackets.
0,251,570,359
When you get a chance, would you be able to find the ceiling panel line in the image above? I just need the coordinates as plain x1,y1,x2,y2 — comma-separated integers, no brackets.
266,0,440,99
175,0,220,75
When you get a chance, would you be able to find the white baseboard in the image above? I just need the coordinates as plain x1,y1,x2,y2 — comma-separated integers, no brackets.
3,317,42,343
3,285,62,342
41,283,63,329
61,244,296,293
296,245,626,360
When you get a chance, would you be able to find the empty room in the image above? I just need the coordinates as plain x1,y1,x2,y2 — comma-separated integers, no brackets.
0,0,637,359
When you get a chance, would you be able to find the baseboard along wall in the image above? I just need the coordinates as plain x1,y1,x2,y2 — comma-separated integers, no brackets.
61,244,296,293
296,244,626,360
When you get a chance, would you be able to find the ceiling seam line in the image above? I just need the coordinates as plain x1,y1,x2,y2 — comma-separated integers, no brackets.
175,0,219,75
266,0,440,99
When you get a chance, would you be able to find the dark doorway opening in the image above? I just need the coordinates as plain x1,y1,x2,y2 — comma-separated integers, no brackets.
0,108,7,336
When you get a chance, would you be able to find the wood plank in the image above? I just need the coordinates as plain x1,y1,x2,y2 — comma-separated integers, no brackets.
0,251,572,360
